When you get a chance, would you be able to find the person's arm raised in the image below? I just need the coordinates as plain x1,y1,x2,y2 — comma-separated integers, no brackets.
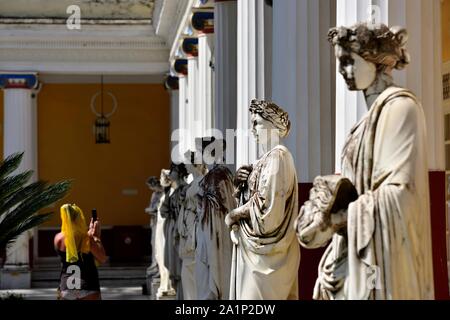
88,219,107,264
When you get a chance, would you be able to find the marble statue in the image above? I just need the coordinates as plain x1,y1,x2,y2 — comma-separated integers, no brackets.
225,100,300,300
145,176,164,278
195,137,236,300
161,162,189,300
177,150,208,300
296,22,434,300
156,169,176,297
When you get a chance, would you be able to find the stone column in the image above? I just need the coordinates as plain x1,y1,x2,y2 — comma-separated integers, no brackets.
383,0,446,298
272,0,336,182
0,72,39,289
334,0,374,171
383,0,444,171
170,89,180,149
188,57,200,150
165,75,180,154
178,76,188,156
214,0,238,167
198,34,214,136
236,0,272,169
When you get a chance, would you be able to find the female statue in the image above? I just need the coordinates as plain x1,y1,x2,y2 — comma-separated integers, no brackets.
195,137,236,300
226,100,300,300
161,162,188,299
296,22,434,300
177,150,208,299
156,169,176,297
145,176,164,279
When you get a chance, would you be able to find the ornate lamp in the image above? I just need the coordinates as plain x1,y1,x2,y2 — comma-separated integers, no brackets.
91,75,117,144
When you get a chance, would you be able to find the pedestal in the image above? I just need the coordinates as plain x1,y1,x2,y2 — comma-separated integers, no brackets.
150,277,160,300
0,266,31,289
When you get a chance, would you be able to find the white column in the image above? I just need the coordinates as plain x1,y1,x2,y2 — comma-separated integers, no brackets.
334,0,374,172
31,86,40,263
214,0,238,137
236,0,272,168
198,34,214,136
4,89,38,179
178,76,188,155
382,0,444,171
188,57,200,150
1,73,39,289
272,0,336,182
170,89,179,152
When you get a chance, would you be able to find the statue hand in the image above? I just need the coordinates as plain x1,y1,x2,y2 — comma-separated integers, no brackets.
225,204,250,227
225,212,236,227
330,209,347,233
234,165,253,187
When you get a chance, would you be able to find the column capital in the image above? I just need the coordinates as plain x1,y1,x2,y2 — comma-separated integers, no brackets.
173,58,188,76
191,10,214,34
181,37,199,57
164,75,179,91
0,72,39,90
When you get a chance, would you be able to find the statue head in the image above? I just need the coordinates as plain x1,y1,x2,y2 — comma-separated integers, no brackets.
328,22,409,90
146,176,163,192
183,150,207,175
169,162,188,183
160,169,172,188
249,99,291,145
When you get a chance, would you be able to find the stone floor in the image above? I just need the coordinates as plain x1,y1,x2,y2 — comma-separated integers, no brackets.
0,286,150,300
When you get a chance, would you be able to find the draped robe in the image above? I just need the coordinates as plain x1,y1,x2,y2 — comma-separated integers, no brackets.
147,190,163,276
195,165,236,300
231,145,300,300
177,175,203,299
164,182,188,299
155,187,175,296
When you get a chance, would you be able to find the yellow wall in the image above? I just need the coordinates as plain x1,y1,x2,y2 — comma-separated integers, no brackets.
38,83,170,227
444,0,450,62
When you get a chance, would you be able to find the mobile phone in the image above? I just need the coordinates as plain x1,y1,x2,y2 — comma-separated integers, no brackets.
92,209,97,222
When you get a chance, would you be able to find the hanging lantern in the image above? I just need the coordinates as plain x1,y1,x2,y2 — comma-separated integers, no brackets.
94,115,110,144
91,75,117,144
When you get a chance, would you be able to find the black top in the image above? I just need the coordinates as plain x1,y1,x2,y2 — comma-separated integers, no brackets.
57,250,100,291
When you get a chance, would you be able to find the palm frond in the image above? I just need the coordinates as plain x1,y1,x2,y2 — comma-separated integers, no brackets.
0,213,52,249
0,151,73,250
0,181,71,233
0,153,23,179
0,181,47,220
0,171,33,204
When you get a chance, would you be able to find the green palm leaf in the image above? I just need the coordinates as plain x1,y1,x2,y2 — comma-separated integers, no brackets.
0,152,72,251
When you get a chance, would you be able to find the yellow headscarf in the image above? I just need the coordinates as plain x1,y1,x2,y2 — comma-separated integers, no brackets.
60,204,90,263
